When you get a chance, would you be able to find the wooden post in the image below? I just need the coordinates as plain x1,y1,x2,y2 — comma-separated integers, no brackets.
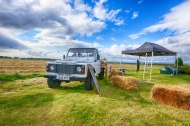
143,53,147,80
105,66,108,80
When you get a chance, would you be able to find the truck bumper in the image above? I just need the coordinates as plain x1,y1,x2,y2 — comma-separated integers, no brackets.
44,75,87,81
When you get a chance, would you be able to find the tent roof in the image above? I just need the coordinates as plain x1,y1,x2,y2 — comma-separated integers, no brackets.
122,42,176,56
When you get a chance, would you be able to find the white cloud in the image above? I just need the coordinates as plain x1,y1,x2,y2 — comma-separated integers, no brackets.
138,0,143,4
0,0,106,37
0,0,119,59
131,12,138,19
111,37,116,41
93,0,108,20
100,44,139,56
93,0,124,25
0,0,124,55
154,32,190,63
96,36,104,41
125,10,130,13
129,0,190,39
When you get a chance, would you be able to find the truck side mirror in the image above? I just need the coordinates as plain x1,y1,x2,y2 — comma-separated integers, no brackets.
63,55,65,59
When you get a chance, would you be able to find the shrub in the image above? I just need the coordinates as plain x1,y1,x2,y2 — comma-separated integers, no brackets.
176,57,183,66
180,66,190,75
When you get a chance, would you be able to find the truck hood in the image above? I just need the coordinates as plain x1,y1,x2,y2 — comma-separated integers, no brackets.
54,57,95,64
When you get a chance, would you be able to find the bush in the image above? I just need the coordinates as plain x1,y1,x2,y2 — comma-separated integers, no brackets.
180,66,190,75
176,57,183,66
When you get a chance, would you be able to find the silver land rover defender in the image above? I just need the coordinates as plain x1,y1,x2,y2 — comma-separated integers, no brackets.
44,48,104,90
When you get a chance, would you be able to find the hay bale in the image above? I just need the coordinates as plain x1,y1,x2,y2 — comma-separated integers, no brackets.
110,70,123,76
112,76,139,90
151,85,190,110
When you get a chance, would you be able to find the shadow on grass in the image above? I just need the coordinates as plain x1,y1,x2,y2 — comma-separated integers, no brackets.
48,79,154,106
0,93,54,109
52,82,99,95
99,79,154,105
56,84,85,92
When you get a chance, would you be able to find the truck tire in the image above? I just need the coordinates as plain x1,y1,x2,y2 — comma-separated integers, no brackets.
85,73,94,90
99,67,105,80
47,78,61,88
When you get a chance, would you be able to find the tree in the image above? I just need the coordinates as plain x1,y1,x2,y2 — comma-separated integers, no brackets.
176,57,183,66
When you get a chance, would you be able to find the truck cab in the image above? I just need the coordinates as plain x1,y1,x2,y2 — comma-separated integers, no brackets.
45,48,103,90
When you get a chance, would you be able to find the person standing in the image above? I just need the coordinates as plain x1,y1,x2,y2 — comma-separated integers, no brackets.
136,59,140,74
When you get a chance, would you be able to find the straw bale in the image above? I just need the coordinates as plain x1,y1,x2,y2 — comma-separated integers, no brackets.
151,85,190,110
110,70,123,76
112,76,139,90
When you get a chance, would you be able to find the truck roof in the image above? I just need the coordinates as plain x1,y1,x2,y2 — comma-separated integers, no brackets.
69,48,98,51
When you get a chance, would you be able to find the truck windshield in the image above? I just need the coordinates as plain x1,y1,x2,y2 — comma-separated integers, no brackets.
67,48,95,57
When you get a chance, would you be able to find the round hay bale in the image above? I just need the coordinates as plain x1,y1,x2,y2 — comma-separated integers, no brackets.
112,76,139,91
151,85,190,110
110,70,123,77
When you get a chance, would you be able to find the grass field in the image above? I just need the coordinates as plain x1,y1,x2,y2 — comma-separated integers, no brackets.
0,58,46,73
0,58,190,126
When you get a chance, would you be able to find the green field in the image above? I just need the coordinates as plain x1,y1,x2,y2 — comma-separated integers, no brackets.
0,65,190,126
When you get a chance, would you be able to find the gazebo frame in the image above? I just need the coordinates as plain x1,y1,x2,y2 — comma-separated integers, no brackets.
122,42,177,81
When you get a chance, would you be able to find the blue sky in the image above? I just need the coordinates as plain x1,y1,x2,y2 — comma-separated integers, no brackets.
0,0,190,63
79,0,184,46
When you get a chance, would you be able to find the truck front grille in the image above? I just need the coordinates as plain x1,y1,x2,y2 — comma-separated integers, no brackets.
56,64,75,74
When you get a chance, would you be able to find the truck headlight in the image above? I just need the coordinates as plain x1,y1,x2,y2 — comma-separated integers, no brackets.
77,66,82,72
50,65,55,71
76,65,85,74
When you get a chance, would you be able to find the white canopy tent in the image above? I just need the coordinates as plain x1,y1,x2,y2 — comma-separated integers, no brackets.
122,42,177,81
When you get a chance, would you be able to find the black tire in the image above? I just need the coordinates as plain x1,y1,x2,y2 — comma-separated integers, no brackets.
85,72,94,90
98,67,105,80
47,78,61,88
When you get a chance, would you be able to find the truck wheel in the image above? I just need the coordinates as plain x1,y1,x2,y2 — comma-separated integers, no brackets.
85,74,94,90
99,67,105,80
47,78,61,88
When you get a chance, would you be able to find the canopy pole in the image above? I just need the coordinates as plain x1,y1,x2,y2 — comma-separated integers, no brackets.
150,51,153,81
176,55,178,75
143,53,147,80
119,54,122,69
174,55,176,75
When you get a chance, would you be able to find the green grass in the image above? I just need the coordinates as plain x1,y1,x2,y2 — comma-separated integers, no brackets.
0,73,43,81
180,65,190,75
127,69,190,85
0,66,190,126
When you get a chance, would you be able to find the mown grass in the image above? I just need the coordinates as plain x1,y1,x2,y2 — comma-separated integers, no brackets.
0,64,190,125
0,73,43,81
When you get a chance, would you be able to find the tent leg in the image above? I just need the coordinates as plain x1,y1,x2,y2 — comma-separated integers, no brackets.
143,53,147,80
173,55,176,75
176,55,178,75
119,54,122,69
150,52,153,81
